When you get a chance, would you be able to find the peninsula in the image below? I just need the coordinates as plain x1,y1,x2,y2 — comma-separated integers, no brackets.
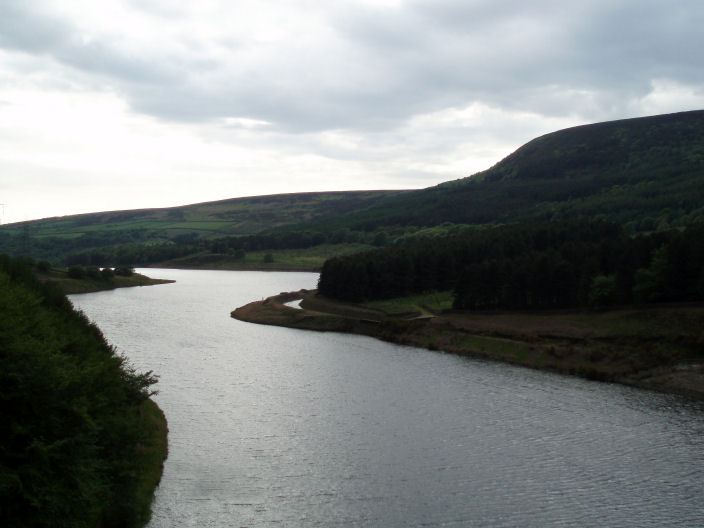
233,289,704,401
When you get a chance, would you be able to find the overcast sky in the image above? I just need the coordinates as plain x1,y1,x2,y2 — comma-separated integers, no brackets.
1,0,703,224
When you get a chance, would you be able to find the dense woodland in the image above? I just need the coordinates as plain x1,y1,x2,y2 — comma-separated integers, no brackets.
318,221,704,310
0,255,161,528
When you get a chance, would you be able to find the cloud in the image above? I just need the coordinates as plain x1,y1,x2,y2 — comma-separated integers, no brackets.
2,0,702,132
0,0,702,223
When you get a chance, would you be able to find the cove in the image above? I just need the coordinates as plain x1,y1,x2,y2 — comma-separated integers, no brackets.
70,269,704,527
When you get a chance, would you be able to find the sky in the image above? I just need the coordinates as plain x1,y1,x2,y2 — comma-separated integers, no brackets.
1,0,703,224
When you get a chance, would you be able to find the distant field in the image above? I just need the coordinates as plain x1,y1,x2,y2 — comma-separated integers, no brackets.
361,291,454,315
0,190,405,264
153,243,375,271
1,190,404,239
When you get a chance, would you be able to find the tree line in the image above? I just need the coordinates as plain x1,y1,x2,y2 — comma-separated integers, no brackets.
60,228,387,267
317,221,704,310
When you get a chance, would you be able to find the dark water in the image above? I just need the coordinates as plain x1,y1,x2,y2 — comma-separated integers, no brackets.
70,269,704,527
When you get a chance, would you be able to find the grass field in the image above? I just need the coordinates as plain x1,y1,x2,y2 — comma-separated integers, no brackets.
154,243,374,271
361,290,454,315
1,190,403,241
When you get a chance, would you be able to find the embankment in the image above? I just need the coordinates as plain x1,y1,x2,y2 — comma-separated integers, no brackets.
232,290,704,400
43,272,174,294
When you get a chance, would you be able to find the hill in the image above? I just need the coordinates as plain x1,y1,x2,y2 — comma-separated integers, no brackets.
289,110,704,235
0,190,405,264
2,110,703,268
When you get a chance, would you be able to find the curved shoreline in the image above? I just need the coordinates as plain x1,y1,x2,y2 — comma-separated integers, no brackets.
47,272,175,295
232,290,704,401
133,398,169,527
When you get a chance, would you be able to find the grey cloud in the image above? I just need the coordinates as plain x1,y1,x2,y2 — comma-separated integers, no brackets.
0,2,176,85
0,1,69,52
59,41,177,84
1,1,702,134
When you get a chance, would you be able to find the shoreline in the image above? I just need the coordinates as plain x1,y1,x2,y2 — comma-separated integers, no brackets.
133,398,169,527
44,271,175,295
232,289,704,401
147,263,316,272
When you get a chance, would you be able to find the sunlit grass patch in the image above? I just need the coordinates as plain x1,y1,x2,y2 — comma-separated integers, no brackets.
361,291,454,316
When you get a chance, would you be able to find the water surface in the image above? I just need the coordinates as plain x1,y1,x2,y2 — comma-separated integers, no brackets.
71,269,704,527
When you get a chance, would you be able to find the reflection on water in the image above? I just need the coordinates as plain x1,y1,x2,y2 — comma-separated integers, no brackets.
71,269,704,527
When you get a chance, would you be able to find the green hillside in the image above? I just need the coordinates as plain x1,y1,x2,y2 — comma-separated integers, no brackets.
2,110,703,268
0,255,166,527
313,111,704,307
0,190,405,264
292,110,704,234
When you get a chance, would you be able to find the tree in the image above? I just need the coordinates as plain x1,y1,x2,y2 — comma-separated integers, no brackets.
589,274,617,308
67,264,86,279
114,266,134,277
632,245,668,303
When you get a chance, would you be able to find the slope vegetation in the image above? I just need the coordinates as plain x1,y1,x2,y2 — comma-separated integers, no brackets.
2,110,703,268
0,255,167,527
0,190,405,263
294,110,704,233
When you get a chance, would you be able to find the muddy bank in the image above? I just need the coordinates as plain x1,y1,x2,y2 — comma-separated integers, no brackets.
232,290,704,401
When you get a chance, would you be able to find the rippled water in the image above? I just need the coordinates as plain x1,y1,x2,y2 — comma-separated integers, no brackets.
70,269,704,527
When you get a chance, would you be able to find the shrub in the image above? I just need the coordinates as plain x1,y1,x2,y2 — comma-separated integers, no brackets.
0,256,160,527
67,264,86,279
114,266,134,277
589,274,617,308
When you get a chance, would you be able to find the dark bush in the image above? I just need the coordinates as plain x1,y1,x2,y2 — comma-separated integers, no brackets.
114,266,134,277
67,264,86,279
0,255,159,527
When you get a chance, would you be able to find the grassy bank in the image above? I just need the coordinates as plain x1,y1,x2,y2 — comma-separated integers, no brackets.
0,255,169,527
98,397,169,527
232,290,704,400
38,268,174,294
126,398,169,528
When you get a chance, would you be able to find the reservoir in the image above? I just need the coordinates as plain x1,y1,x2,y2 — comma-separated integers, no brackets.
70,269,704,527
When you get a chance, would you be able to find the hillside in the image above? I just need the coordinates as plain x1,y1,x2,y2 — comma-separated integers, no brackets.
2,110,703,268
0,190,405,263
0,255,167,527
287,110,704,234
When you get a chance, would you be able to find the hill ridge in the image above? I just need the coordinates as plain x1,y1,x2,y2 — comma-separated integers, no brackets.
2,109,703,265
